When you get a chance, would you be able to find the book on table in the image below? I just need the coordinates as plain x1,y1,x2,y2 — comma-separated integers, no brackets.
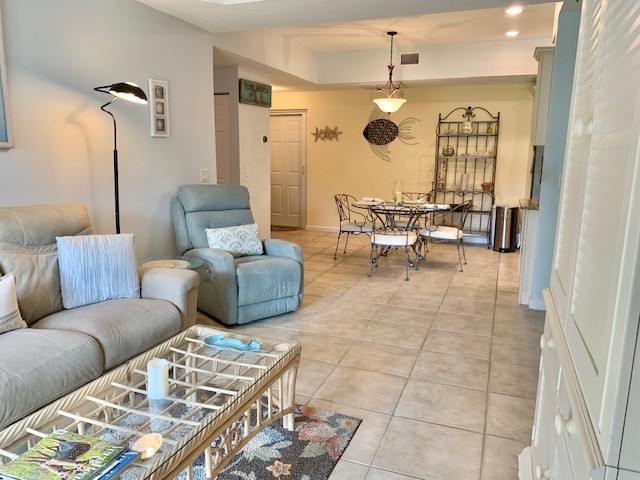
96,450,140,480
0,430,125,480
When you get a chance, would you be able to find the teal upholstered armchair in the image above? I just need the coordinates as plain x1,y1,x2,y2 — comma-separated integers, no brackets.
171,184,304,325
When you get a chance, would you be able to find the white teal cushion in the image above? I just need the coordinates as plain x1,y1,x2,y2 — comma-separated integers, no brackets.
56,234,140,309
205,223,263,258
0,273,27,334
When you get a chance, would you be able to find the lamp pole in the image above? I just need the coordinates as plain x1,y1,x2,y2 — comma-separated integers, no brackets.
100,98,120,234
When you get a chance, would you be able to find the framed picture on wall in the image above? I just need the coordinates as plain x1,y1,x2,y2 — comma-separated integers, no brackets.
0,6,14,149
148,79,169,137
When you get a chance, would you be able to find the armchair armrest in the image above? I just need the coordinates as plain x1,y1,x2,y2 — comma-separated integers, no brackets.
140,268,199,330
185,248,239,325
263,239,303,264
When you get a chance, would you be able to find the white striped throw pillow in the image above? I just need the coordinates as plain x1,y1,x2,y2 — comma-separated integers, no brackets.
56,234,140,309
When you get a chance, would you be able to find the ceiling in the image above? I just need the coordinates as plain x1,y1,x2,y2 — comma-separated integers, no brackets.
269,4,556,52
137,0,558,90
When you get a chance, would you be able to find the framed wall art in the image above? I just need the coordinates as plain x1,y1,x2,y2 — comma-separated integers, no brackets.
148,79,169,137
239,79,271,108
0,6,13,149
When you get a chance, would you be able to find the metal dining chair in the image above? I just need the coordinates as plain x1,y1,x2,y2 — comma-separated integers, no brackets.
333,194,374,259
368,204,423,281
401,192,434,203
419,200,472,272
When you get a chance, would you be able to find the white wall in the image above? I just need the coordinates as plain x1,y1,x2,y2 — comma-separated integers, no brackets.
213,65,240,183
0,0,216,258
317,37,550,85
238,67,272,240
211,65,272,239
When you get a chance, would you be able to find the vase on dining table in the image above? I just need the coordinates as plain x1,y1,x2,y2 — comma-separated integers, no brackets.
392,180,404,205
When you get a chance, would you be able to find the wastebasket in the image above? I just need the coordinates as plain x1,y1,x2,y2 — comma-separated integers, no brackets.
493,205,519,252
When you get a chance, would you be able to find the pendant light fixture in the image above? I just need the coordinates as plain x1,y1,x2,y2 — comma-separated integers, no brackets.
372,31,406,113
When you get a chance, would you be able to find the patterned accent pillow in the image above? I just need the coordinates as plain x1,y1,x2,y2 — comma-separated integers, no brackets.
56,234,140,309
0,273,27,334
205,223,264,258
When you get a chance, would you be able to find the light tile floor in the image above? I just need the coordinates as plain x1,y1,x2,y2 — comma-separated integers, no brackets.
196,230,544,480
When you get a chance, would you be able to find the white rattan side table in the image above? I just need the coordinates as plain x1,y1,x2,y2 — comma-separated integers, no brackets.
0,325,301,480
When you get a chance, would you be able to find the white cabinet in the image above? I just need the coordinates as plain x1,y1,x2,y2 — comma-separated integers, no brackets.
518,205,539,308
530,46,555,145
520,0,640,477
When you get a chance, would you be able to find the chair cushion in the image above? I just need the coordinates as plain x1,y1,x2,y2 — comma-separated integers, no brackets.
236,256,302,306
0,328,103,429
34,298,181,369
0,243,62,324
56,234,140,309
0,273,27,334
420,226,462,240
372,232,418,246
206,223,263,257
341,221,374,233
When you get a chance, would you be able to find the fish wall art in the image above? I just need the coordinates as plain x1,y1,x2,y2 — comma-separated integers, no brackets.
362,107,419,162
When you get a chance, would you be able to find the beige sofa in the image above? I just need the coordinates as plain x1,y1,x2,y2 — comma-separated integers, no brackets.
0,203,199,429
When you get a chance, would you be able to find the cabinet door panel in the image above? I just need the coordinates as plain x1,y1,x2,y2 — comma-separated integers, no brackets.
551,434,575,480
557,370,591,480
532,327,560,474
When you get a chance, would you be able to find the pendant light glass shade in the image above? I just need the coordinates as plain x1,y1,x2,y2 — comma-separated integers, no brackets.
373,97,407,113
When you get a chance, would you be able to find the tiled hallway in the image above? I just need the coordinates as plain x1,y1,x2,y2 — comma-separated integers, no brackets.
197,230,544,480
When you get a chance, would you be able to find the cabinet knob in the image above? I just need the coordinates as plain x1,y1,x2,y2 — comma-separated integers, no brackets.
574,118,585,137
555,413,575,435
585,120,595,136
540,334,555,350
535,465,550,479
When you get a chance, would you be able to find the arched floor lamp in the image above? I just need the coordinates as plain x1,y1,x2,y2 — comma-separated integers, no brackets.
94,82,148,234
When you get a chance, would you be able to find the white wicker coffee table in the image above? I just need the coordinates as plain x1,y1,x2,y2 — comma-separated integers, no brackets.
0,325,301,479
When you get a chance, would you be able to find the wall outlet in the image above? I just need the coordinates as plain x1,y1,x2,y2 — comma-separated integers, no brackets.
201,169,209,183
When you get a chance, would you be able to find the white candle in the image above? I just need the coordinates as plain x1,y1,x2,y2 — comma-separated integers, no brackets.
147,358,169,399
459,173,469,191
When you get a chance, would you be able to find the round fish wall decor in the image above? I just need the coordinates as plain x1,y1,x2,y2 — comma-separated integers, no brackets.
363,107,419,162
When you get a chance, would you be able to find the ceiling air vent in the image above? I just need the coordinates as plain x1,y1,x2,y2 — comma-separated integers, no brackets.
401,53,419,65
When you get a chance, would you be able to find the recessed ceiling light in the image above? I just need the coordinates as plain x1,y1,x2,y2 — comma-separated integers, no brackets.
505,6,524,15
505,31,520,37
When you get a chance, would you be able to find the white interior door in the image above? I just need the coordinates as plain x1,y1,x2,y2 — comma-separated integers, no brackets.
270,112,306,227
214,94,231,184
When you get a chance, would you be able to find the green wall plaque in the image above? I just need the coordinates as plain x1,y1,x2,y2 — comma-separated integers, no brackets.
239,79,272,108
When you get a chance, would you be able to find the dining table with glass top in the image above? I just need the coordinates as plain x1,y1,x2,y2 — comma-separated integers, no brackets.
352,198,451,218
351,198,452,278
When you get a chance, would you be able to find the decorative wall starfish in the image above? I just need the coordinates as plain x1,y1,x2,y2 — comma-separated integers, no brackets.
311,126,343,142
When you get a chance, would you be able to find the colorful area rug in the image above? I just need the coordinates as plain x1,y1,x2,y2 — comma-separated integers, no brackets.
188,405,361,480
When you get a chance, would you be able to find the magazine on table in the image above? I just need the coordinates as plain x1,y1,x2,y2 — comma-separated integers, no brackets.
0,430,124,480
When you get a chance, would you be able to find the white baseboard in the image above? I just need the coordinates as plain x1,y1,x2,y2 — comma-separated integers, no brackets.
528,298,546,311
305,225,338,233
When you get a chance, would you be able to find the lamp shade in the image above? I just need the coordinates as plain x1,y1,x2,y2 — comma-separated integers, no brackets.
373,97,407,113
108,82,148,104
